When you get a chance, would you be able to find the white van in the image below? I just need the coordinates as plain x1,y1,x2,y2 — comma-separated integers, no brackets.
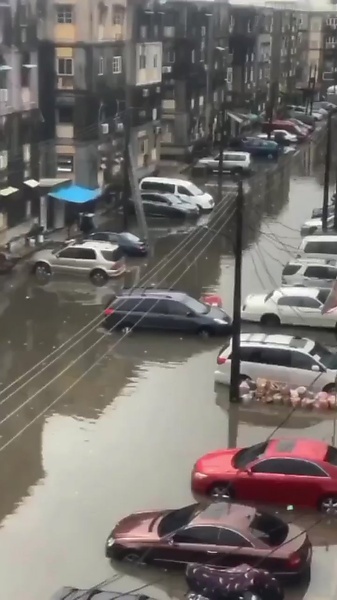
139,177,214,211
297,234,337,260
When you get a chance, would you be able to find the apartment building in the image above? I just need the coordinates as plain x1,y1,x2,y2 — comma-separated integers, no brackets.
38,0,162,187
320,12,337,92
0,0,40,230
160,0,229,160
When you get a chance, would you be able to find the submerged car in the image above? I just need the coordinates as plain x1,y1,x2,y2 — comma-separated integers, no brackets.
104,289,232,335
130,192,200,218
195,151,251,175
231,138,280,159
106,501,311,578
88,231,148,257
301,213,336,236
192,437,337,516
241,286,333,329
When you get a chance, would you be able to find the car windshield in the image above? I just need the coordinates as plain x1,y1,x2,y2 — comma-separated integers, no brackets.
233,442,268,469
183,183,203,195
184,296,209,314
158,504,200,537
250,512,288,547
310,342,337,369
325,445,337,465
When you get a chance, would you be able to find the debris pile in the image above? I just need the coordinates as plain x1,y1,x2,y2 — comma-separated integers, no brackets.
239,379,337,410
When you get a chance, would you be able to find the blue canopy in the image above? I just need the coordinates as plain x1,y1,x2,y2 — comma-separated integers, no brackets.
49,185,101,203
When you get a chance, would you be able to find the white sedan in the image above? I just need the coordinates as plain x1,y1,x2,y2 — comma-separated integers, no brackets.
241,287,337,329
258,130,298,144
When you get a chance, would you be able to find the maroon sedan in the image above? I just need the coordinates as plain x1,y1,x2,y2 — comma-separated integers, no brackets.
106,502,311,579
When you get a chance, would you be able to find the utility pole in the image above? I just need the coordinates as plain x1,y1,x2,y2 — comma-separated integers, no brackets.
267,81,277,139
323,111,332,231
309,65,317,115
218,103,225,194
229,178,244,403
121,97,130,231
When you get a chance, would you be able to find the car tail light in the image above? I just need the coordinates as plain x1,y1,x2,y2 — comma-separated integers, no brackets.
104,308,115,316
217,354,227,365
288,552,301,568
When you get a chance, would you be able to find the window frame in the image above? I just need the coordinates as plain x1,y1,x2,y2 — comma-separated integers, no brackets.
57,57,74,76
56,154,74,173
112,56,122,74
56,4,74,24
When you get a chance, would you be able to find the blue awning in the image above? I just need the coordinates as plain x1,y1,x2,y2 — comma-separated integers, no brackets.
49,185,101,203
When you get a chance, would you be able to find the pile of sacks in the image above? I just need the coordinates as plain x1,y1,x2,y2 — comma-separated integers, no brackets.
239,378,337,410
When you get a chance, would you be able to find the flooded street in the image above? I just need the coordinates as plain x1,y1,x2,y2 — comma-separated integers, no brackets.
1,131,337,600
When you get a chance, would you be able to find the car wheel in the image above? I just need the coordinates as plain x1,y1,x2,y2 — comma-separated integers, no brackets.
34,262,51,277
197,326,213,338
260,314,280,327
90,269,108,286
323,383,336,393
267,153,274,160
123,551,142,563
209,482,234,501
319,496,337,515
232,168,243,176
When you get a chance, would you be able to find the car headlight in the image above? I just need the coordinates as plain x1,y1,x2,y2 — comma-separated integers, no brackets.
213,318,228,325
193,472,208,479
107,538,114,547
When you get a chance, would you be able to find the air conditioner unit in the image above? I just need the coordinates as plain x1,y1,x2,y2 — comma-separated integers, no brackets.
162,66,172,73
101,123,109,134
142,88,149,97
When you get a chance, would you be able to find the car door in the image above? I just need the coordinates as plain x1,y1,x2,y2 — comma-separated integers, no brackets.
75,247,97,274
140,193,157,216
236,458,290,505
276,295,306,325
131,298,160,329
259,347,292,386
216,528,258,568
53,246,80,274
165,300,197,331
149,299,171,329
151,195,172,217
289,349,325,389
302,265,331,288
159,526,219,567
299,296,329,328
273,459,329,508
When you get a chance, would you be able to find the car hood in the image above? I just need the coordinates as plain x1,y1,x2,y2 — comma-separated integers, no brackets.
243,292,271,307
208,306,231,322
112,510,164,540
302,218,321,229
30,249,54,262
194,448,238,475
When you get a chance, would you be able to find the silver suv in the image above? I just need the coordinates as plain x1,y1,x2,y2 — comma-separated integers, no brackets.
282,258,337,288
31,240,125,285
215,333,337,393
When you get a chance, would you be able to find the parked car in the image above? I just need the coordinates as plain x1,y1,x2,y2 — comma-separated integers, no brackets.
288,118,314,134
287,104,328,118
88,231,148,257
301,213,336,236
231,137,280,159
214,333,337,393
128,192,200,219
30,240,126,285
314,101,337,112
288,111,316,127
297,234,337,260
195,151,251,175
192,437,337,516
282,259,337,288
257,130,298,145
139,177,214,211
106,500,311,578
104,289,232,335
261,120,307,140
241,286,333,329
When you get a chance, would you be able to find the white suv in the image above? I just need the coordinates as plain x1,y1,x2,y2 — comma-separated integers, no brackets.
282,259,337,288
214,333,337,393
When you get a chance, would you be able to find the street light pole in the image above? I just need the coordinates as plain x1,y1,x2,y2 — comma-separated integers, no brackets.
323,111,332,231
230,178,244,403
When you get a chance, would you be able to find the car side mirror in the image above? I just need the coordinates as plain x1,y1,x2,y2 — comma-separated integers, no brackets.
186,311,194,317
311,364,320,372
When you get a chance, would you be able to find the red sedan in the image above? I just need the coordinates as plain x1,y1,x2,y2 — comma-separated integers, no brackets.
191,438,337,514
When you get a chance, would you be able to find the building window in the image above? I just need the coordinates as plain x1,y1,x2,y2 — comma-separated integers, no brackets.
57,106,74,123
201,25,206,36
139,53,146,69
112,56,122,73
153,54,158,68
99,56,104,75
140,25,147,39
167,50,175,64
0,150,8,170
163,26,175,37
57,154,74,173
191,49,195,63
56,4,73,24
23,144,31,163
21,52,31,87
57,57,73,75
112,6,124,25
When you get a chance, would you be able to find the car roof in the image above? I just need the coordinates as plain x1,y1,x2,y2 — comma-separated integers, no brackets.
286,258,337,267
117,288,188,301
192,501,255,528
239,332,314,351
79,240,120,251
223,151,250,158
266,438,328,462
274,286,320,297
302,234,337,242
140,176,195,187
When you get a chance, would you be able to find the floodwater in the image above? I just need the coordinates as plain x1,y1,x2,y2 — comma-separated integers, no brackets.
0,127,337,600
